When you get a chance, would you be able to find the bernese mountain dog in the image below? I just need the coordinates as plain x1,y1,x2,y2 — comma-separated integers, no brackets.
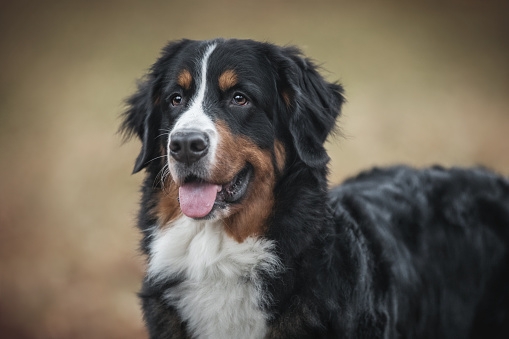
121,38,509,338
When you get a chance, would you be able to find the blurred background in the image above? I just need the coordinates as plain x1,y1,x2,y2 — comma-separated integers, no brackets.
1,0,508,338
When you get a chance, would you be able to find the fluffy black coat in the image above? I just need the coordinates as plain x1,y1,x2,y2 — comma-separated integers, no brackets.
268,164,509,338
122,38,509,338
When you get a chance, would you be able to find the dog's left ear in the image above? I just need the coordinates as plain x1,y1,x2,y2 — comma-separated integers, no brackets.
277,47,345,168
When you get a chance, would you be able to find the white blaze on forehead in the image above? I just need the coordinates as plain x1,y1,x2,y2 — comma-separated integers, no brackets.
168,43,218,171
170,43,217,134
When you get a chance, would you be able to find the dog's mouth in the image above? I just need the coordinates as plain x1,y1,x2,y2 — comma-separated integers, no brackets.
178,164,253,219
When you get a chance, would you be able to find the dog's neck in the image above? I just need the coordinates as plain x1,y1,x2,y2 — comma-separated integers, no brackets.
268,163,332,258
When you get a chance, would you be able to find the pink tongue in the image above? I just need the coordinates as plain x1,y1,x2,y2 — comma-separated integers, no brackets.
179,182,221,218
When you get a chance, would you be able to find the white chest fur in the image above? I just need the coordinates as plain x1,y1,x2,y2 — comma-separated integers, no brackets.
147,216,281,339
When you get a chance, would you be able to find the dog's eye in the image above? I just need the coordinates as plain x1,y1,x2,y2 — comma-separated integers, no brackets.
232,93,248,106
171,94,183,107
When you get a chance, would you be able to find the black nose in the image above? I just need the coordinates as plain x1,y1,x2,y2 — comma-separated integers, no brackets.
169,130,209,164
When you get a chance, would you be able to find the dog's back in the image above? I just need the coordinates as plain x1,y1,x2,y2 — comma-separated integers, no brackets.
328,166,509,338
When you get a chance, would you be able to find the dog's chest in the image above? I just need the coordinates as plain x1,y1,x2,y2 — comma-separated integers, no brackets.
148,217,279,339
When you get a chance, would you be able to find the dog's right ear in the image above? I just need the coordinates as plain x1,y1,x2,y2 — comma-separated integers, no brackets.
120,40,190,174
120,79,161,174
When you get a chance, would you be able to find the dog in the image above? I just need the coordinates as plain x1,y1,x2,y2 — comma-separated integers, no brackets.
121,38,509,338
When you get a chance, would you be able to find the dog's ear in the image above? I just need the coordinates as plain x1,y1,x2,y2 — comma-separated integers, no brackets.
120,40,190,173
277,47,345,168
120,79,162,174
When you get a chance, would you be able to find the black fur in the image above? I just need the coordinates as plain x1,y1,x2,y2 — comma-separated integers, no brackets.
121,39,509,338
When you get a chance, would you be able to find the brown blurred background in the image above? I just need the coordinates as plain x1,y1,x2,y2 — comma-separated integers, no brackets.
1,0,508,338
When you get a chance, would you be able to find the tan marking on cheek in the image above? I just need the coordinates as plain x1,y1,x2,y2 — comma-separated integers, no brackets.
154,178,182,227
281,91,291,108
177,69,192,90
218,70,238,92
212,121,276,242
210,121,247,183
148,146,181,227
274,140,286,173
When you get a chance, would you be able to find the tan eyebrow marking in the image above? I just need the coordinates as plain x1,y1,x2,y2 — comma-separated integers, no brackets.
274,140,286,173
281,91,291,108
218,69,238,91
177,69,192,90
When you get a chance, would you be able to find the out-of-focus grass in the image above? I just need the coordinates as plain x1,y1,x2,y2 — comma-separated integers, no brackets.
0,1,508,338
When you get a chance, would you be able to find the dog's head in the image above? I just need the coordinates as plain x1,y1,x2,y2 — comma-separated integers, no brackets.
121,39,344,241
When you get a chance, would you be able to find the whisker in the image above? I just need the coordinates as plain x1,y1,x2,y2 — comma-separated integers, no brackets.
154,164,174,194
145,154,167,164
160,167,171,191
156,128,172,139
220,218,234,234
156,132,171,139
153,163,169,189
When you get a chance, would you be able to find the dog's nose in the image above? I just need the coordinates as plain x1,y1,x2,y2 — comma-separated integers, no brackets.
169,130,209,164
